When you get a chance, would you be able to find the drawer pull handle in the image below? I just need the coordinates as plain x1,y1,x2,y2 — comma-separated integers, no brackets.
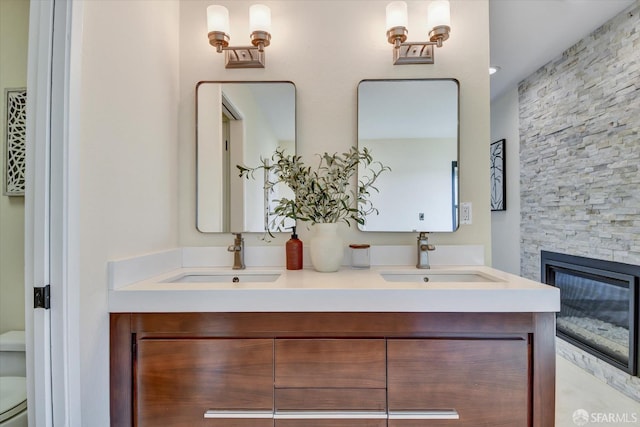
204,409,458,420
274,411,388,419
388,410,460,420
204,410,274,419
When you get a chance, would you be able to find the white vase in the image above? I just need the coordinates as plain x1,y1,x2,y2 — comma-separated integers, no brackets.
309,223,344,272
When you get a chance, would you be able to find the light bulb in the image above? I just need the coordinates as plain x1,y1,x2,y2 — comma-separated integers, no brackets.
207,5,230,34
386,1,408,30
249,4,271,33
427,0,451,29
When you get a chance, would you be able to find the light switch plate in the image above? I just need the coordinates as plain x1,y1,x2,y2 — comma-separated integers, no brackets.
460,202,472,225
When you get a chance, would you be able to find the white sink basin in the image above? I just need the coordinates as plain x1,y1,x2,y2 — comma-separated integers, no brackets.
164,272,281,283
381,271,504,283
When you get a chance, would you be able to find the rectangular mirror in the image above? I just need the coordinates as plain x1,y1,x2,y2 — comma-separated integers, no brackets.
357,79,459,232
196,81,296,233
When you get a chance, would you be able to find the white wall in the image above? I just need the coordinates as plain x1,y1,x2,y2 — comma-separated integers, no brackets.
490,87,520,274
0,0,29,333
76,0,180,423
178,0,492,262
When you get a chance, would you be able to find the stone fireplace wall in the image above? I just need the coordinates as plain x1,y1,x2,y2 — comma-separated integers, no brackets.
518,1,640,401
519,2,640,282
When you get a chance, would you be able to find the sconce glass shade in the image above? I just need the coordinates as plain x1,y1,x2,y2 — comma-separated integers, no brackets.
207,5,230,34
427,0,451,29
249,4,272,33
386,1,408,30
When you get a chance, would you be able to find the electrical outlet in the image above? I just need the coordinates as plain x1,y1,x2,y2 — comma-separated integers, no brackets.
460,202,472,225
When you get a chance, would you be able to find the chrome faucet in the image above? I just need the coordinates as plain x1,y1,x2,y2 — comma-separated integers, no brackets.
416,232,436,269
227,233,245,270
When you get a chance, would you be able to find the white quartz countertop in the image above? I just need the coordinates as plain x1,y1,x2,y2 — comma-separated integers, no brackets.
108,264,560,313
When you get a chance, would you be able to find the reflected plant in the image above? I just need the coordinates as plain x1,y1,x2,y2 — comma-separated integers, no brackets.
237,147,390,233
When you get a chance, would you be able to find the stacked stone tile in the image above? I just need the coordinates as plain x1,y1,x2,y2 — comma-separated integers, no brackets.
518,2,640,401
519,2,640,281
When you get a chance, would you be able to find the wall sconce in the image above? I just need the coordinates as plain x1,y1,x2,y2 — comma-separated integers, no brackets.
207,4,272,69
386,0,451,65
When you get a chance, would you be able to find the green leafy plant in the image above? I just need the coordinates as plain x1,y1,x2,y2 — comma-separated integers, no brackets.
237,147,390,232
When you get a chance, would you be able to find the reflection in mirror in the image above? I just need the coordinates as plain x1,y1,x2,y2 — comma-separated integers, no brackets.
196,81,296,233
357,79,459,232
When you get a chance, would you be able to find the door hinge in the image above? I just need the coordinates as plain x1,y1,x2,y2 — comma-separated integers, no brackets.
34,285,51,309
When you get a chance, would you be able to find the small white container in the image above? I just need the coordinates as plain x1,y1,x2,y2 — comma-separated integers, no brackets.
349,244,370,269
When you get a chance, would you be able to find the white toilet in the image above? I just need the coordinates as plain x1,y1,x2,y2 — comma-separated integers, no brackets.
0,331,27,427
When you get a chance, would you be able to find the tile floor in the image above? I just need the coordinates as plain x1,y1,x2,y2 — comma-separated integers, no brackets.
556,355,640,426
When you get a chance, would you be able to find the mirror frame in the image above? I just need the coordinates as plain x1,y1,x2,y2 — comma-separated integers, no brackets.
195,80,297,234
356,78,460,232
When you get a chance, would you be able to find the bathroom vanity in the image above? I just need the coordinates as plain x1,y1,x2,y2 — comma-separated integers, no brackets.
109,264,559,427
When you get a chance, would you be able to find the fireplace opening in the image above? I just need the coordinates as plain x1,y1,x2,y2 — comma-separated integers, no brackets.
541,251,639,375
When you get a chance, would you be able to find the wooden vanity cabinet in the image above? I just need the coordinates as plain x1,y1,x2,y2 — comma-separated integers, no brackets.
111,312,556,427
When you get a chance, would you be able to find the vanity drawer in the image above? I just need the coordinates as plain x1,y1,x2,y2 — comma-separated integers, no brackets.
276,420,385,427
387,339,529,426
275,339,386,388
202,420,273,427
275,388,387,411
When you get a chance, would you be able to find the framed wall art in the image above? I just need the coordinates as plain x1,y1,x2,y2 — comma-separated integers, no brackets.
490,138,506,211
4,88,27,196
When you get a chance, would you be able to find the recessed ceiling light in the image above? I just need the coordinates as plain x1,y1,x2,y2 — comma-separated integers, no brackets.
489,65,501,75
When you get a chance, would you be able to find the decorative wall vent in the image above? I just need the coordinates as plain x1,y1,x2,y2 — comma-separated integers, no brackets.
4,88,27,196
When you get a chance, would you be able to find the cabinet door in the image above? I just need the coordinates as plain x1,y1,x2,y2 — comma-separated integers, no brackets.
136,338,273,427
388,339,529,427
